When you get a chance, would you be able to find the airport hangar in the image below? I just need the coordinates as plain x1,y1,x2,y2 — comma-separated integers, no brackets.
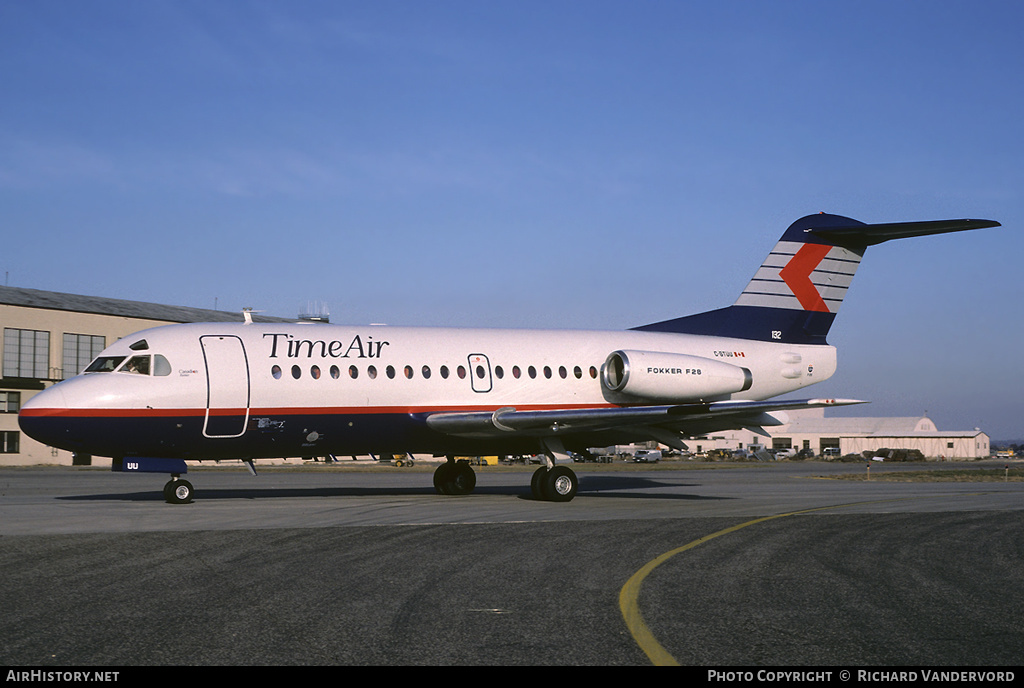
688,409,990,460
1,285,991,467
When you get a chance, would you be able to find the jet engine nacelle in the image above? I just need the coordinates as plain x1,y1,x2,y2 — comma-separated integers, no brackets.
601,350,753,402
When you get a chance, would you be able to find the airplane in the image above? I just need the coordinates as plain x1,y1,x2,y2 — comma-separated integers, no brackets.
18,212,1000,504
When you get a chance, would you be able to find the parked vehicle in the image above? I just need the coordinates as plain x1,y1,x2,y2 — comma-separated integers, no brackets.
633,449,662,463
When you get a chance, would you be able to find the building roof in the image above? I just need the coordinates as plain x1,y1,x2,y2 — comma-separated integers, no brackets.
779,416,937,435
778,415,985,438
0,285,296,324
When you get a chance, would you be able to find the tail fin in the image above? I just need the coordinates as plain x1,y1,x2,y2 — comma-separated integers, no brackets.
634,213,999,345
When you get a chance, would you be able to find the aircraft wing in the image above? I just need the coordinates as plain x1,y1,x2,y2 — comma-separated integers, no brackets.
424,398,865,448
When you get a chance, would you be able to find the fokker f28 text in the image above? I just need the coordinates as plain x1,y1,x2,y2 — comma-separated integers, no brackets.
19,213,1001,503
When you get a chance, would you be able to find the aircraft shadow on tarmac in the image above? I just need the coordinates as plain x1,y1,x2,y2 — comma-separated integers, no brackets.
56,474,730,503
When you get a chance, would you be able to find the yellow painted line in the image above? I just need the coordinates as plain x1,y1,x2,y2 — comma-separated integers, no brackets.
618,499,918,666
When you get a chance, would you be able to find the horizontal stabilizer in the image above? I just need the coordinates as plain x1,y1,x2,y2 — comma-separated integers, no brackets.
803,218,1000,247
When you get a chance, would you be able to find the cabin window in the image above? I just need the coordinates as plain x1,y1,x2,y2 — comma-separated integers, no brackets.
457,366,467,379
494,365,504,379
422,365,431,379
272,365,282,379
330,365,340,379
512,366,521,379
528,366,537,379
386,365,396,379
367,365,377,379
349,365,358,379
440,365,450,379
311,365,321,380
291,365,301,379
404,365,413,379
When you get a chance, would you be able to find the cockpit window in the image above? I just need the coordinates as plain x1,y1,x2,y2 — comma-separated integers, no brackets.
122,355,151,375
84,353,171,376
153,354,171,376
85,356,126,373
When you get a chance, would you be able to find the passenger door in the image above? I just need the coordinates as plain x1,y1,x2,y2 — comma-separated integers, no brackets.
200,335,250,438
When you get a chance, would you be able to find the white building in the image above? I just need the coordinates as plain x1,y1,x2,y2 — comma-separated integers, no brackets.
692,407,990,460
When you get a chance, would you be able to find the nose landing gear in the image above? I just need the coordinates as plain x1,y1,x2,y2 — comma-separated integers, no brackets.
163,476,194,504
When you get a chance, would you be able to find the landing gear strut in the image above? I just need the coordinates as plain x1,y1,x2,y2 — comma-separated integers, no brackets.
433,458,476,495
163,475,194,504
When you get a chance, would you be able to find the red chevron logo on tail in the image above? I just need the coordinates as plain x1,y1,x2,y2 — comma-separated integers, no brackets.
779,243,832,312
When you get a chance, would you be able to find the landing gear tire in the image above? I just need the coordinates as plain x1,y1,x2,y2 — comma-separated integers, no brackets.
164,478,194,504
531,465,578,502
531,466,549,500
433,460,476,496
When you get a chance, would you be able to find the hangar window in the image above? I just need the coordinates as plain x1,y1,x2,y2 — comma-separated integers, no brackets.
0,431,18,454
62,333,106,379
0,391,20,413
4,328,50,379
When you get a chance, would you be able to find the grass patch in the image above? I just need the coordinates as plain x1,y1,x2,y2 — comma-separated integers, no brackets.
829,468,1024,482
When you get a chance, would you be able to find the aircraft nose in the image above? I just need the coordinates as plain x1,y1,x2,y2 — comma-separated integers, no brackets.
18,385,69,445
21,384,68,412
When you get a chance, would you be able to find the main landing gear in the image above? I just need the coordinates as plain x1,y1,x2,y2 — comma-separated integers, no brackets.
433,458,477,495
432,455,579,501
530,465,579,502
163,475,194,504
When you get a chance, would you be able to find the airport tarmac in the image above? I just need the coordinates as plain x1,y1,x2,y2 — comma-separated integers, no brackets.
1,461,1021,666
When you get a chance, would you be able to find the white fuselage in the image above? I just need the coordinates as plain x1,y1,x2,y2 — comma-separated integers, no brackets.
20,321,836,460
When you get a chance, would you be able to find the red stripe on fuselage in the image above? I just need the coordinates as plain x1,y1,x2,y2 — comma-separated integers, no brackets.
19,402,619,419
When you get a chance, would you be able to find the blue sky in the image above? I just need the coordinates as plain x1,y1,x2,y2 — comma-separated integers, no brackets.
2,1,1022,439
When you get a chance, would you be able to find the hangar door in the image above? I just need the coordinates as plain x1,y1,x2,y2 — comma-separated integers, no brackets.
200,335,250,438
